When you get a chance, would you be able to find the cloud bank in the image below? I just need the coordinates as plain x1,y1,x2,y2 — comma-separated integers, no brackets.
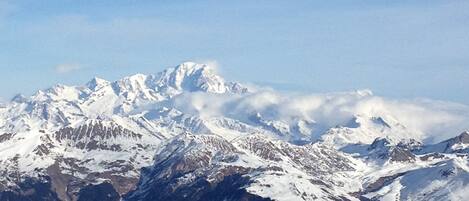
171,89,469,143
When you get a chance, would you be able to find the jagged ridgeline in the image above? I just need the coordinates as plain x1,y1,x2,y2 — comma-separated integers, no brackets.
0,62,468,201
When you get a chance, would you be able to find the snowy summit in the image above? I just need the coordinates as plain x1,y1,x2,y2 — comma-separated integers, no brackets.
0,62,468,201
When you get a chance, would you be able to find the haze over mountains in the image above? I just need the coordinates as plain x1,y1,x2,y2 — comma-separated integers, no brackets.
0,62,468,201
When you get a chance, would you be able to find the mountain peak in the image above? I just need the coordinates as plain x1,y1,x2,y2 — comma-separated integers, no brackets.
121,74,148,82
87,77,110,90
116,74,150,89
175,61,214,73
454,131,469,144
11,93,27,102
156,61,246,94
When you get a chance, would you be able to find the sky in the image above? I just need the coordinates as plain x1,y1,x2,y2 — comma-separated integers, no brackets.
0,0,468,103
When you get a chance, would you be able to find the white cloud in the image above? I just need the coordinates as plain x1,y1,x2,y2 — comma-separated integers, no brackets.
55,63,82,74
203,60,219,72
170,89,469,143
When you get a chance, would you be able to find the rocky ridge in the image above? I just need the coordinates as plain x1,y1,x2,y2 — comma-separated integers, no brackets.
0,62,468,201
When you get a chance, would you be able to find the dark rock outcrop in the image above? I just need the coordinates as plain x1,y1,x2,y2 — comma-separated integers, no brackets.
0,177,60,201
54,121,142,151
0,133,14,143
123,134,269,201
77,182,120,201
368,138,416,162
438,131,469,153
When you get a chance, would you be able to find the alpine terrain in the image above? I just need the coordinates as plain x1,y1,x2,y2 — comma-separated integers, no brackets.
0,62,468,201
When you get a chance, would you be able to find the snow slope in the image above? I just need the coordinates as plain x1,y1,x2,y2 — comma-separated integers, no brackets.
0,61,468,201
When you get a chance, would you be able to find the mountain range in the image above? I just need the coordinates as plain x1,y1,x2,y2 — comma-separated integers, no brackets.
0,62,468,201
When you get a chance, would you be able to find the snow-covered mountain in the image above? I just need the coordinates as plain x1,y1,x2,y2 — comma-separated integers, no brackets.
0,62,468,201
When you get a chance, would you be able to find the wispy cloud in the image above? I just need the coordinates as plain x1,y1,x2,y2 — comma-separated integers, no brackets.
55,63,82,74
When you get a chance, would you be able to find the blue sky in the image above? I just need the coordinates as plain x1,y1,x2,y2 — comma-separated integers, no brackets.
0,0,468,103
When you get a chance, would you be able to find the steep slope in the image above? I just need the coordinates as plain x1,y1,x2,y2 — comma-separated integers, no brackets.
0,62,248,200
125,133,362,201
419,132,469,154
0,61,468,201
320,115,419,149
360,155,469,201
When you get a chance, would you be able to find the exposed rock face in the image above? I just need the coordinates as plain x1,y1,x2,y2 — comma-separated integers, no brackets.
124,134,266,201
125,172,270,201
0,120,159,201
43,160,140,201
54,121,142,151
0,177,60,201
364,172,407,194
2,126,467,201
387,147,416,162
124,134,359,201
438,131,469,153
417,131,469,154
0,133,14,143
0,62,468,201
237,134,355,174
452,131,469,143
368,138,416,162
